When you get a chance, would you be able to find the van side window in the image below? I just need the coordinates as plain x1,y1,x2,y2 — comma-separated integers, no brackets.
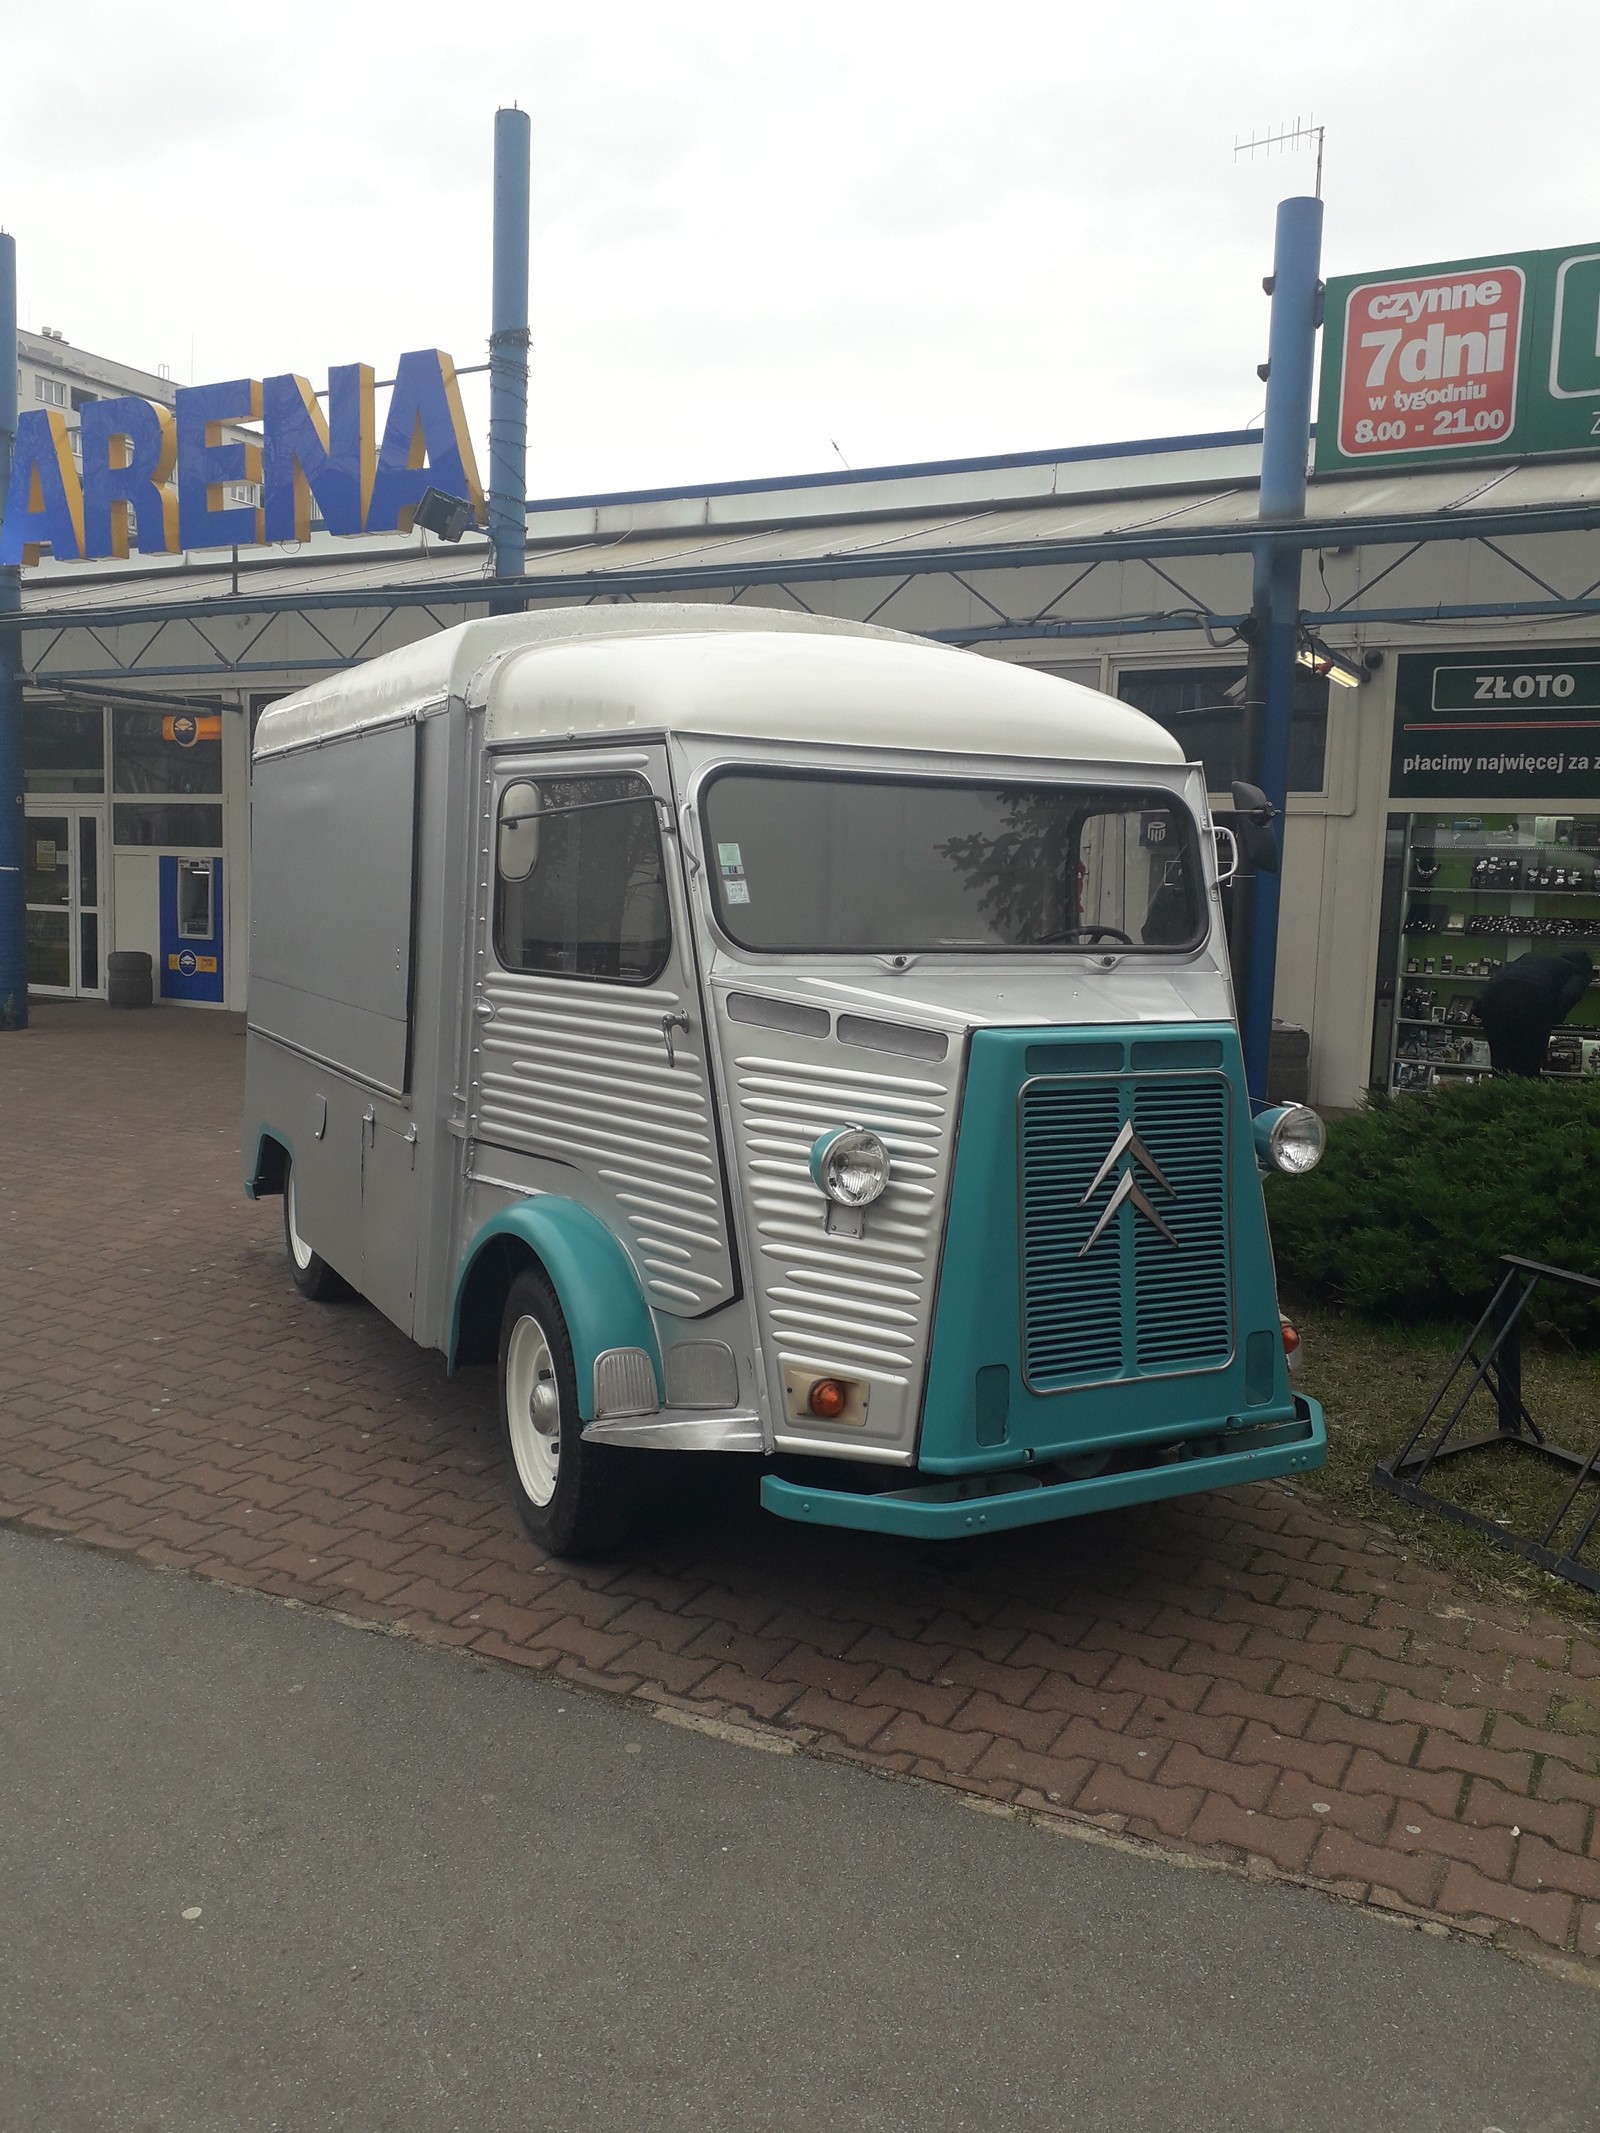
493,773,671,984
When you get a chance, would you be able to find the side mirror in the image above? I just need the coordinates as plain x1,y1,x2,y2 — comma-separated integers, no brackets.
1229,780,1281,876
498,780,543,883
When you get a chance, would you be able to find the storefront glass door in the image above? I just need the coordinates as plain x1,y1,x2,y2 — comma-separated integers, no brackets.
23,808,105,997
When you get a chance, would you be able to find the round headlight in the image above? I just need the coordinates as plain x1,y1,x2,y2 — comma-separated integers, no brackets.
1265,1104,1325,1175
809,1126,891,1207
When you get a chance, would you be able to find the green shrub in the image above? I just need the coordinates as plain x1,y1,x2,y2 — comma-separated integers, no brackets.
1265,1078,1600,1345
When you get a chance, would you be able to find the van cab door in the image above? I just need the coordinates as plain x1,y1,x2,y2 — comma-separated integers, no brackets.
470,746,737,1318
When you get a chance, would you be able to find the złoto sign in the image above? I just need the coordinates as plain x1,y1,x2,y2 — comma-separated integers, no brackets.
1316,244,1600,474
0,349,484,567
1391,649,1600,799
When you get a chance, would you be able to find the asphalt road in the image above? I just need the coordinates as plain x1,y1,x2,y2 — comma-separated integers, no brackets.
1,1530,1596,2133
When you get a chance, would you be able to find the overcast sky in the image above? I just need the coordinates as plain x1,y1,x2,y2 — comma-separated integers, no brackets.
6,1,1600,499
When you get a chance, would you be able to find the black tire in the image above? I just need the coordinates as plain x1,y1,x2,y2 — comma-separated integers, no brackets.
497,1266,640,1558
282,1158,352,1301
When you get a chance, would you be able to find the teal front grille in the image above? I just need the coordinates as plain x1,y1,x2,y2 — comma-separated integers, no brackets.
1019,1079,1124,1383
1130,1077,1232,1368
1020,1073,1233,1388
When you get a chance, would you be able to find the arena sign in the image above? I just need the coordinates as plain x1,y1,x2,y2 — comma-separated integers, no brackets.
1315,243,1600,474
0,348,485,567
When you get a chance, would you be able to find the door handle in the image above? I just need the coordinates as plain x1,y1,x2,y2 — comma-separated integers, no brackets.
660,1011,691,1068
362,1105,376,1148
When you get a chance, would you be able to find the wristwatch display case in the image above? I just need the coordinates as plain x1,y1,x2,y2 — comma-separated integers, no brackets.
1371,811,1600,1092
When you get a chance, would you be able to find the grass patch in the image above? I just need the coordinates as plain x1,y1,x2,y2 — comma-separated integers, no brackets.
1289,1296,1600,1632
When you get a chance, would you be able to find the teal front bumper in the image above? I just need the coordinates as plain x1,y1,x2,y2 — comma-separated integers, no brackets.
760,1398,1325,1538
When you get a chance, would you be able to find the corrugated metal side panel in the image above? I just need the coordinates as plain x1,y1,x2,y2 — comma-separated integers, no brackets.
476,971,734,1313
727,1044,955,1448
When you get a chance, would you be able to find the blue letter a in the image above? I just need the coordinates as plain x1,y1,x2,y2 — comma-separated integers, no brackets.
0,410,85,567
365,350,484,535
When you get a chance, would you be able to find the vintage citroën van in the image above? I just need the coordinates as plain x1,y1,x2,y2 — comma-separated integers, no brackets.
244,606,1325,1555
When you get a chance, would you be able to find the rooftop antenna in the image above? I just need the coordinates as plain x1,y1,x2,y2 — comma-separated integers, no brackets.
1234,115,1325,199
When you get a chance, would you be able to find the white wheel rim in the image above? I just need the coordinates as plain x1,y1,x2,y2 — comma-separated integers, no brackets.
506,1313,561,1508
285,1170,314,1272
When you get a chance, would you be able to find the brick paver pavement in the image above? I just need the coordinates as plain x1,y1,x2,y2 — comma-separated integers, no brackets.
4,1003,1599,1966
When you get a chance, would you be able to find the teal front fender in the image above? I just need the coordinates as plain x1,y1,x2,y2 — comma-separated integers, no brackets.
762,1399,1325,1538
448,1199,660,1418
243,1124,293,1200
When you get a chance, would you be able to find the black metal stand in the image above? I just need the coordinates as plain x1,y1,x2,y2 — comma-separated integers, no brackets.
1372,1254,1600,1595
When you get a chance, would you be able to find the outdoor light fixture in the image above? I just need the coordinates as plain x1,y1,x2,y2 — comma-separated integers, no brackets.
1295,631,1371,690
412,486,475,542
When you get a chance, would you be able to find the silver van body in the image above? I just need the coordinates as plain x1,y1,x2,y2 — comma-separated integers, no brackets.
244,605,1323,1548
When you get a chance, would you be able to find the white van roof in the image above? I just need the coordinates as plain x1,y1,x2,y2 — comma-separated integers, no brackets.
253,604,1184,767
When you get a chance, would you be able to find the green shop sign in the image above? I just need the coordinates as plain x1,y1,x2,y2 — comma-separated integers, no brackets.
1391,649,1600,799
1315,243,1600,475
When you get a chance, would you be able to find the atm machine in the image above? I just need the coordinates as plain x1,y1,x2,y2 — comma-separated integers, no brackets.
159,854,224,1003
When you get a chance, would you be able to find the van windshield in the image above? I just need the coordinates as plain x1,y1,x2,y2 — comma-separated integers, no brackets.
701,770,1205,954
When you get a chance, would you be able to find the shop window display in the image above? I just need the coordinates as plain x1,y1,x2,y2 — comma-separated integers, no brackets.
1379,811,1600,1090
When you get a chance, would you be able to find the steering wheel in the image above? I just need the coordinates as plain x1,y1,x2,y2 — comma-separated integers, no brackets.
1032,925,1134,946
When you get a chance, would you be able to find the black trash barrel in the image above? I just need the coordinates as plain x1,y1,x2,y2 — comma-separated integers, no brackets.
106,950,153,1009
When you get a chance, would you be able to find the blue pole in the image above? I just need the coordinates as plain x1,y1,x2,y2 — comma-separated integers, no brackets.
488,105,531,610
0,230,26,1031
1240,194,1323,1101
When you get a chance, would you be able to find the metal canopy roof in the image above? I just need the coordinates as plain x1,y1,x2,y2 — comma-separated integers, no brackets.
13,430,1600,687
19,447,1600,628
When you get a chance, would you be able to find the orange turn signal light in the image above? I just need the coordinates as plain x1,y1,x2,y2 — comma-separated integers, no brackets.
808,1377,848,1419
